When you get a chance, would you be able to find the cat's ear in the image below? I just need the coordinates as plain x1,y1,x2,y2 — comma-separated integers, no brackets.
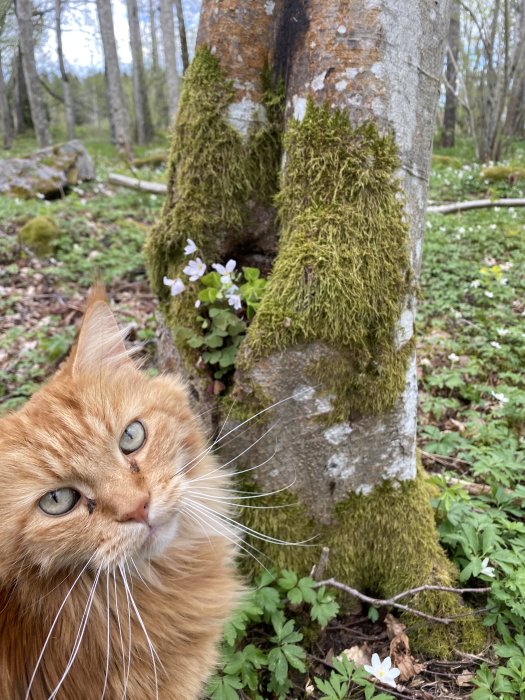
66,285,133,375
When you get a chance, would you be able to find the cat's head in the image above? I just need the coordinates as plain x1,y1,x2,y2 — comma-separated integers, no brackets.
0,287,229,581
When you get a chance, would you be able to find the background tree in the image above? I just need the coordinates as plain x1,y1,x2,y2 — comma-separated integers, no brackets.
14,0,51,146
95,0,131,154
174,0,188,73
146,0,485,657
54,0,74,140
441,0,460,147
126,0,153,144
159,0,180,121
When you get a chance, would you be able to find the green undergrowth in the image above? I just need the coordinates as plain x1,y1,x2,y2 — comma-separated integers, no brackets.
419,156,525,697
144,46,283,303
242,101,412,417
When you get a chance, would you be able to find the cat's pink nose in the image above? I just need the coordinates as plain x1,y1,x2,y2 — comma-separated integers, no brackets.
120,495,150,524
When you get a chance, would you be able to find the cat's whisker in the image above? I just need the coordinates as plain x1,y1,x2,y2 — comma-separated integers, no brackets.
119,562,161,699
48,564,102,700
112,566,127,699
185,424,277,482
130,556,152,592
119,564,133,700
182,503,272,574
101,568,111,699
188,477,298,502
184,500,317,547
24,555,96,700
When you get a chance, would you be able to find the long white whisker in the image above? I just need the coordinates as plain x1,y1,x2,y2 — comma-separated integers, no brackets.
186,479,298,500
101,569,110,699
119,565,132,700
185,500,316,547
48,565,102,699
24,555,95,700
112,567,126,698
119,563,160,700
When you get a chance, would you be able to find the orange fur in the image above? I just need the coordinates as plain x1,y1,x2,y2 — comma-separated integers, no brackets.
0,291,241,699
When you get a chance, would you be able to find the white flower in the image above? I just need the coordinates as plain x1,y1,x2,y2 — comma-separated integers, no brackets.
500,277,508,285
491,391,508,404
364,654,400,688
184,238,197,256
490,341,501,349
183,258,207,281
227,293,242,311
212,259,237,283
470,280,481,288
448,353,460,363
163,276,185,296
195,299,201,308
480,557,495,578
485,291,494,298
497,328,509,336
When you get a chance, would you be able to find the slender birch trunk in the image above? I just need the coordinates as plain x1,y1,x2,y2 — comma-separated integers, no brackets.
95,0,131,155
14,0,51,147
159,0,180,122
126,0,153,144
54,0,75,141
174,0,188,73
148,0,167,126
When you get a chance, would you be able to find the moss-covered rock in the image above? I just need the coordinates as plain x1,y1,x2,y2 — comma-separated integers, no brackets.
241,101,412,417
481,164,525,182
19,216,59,257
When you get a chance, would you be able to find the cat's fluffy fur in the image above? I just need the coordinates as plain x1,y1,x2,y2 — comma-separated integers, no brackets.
0,287,241,699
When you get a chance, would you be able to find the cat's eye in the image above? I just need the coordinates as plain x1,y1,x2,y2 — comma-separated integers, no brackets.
119,420,146,454
39,488,80,516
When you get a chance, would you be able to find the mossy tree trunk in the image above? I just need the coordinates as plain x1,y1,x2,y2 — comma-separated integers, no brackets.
147,0,486,657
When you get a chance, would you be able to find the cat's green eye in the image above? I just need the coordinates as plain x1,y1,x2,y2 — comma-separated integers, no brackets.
119,420,146,455
39,488,80,516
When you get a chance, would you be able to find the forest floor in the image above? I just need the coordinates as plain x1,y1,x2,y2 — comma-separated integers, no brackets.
1,132,524,699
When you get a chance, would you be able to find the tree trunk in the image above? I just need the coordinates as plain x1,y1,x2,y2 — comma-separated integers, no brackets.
0,51,13,149
441,1,460,148
12,49,32,134
159,0,181,122
14,0,51,147
95,0,131,155
148,0,167,126
174,0,189,73
126,0,153,144
54,0,75,141
146,0,485,658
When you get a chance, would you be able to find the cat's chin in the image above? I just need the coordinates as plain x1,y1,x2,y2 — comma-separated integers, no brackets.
136,515,181,559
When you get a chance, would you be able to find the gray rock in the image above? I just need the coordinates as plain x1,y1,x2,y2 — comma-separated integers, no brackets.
0,140,95,199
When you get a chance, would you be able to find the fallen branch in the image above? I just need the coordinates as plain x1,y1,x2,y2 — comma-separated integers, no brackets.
428,197,525,214
315,578,490,625
108,173,167,194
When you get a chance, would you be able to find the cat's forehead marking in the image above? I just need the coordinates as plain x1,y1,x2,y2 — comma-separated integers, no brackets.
129,458,140,474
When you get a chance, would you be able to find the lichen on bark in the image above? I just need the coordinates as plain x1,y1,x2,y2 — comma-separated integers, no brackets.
241,101,413,417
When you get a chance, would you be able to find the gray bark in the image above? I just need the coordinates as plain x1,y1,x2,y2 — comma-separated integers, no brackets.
12,50,31,134
174,0,189,73
159,0,181,122
14,0,51,147
0,51,13,149
95,0,131,155
55,0,75,141
126,0,153,144
148,0,167,126
441,1,460,148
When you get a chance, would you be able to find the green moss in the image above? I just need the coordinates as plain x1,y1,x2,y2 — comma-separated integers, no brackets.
431,154,462,168
144,47,283,303
240,467,486,658
132,153,167,168
481,164,525,182
241,101,412,417
19,216,59,257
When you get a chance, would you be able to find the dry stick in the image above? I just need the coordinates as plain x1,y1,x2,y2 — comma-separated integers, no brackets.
428,197,525,214
107,173,167,194
315,579,491,625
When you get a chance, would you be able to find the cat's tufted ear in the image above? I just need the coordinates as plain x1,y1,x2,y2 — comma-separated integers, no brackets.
66,285,133,375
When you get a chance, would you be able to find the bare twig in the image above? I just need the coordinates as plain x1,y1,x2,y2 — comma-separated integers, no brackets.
107,173,167,194
428,197,525,214
315,579,491,625
310,546,330,582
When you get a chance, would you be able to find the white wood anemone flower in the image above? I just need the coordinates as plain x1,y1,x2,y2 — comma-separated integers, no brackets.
183,258,207,281
480,557,495,578
184,238,197,256
363,654,400,688
163,276,185,296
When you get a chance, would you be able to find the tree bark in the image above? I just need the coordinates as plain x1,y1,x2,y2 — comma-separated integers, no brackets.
0,51,13,149
441,1,460,148
54,0,75,141
14,0,51,147
148,0,167,126
126,0,153,144
159,0,181,122
174,0,189,72
147,0,484,656
95,0,132,155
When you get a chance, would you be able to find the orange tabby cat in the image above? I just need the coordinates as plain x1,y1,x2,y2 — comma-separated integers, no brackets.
0,287,241,699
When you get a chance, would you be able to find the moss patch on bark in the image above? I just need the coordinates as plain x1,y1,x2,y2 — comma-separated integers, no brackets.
239,467,486,658
241,101,412,416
